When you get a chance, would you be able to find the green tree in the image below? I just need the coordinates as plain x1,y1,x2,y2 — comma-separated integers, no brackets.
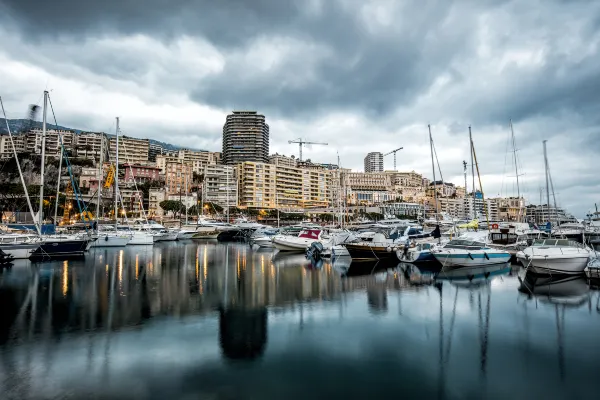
159,200,185,217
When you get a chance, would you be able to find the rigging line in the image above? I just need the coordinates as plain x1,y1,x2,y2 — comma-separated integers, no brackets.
0,95,40,235
431,138,444,183
47,94,88,229
117,129,150,224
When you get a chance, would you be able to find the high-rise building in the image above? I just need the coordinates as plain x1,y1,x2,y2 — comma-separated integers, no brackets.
222,111,269,165
109,136,150,164
364,152,384,173
203,165,238,208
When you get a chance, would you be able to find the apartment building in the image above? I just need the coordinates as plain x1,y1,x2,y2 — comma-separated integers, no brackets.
120,189,144,216
236,161,333,209
76,132,105,160
155,149,221,174
203,165,238,208
109,136,149,164
148,143,163,162
148,188,167,218
379,202,422,217
164,161,193,195
364,152,384,173
237,162,277,209
122,163,162,185
222,111,269,165
0,134,26,159
269,153,297,168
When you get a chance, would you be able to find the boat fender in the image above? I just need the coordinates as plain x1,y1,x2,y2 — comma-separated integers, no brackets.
484,252,489,260
468,253,474,260
386,247,392,253
105,236,109,241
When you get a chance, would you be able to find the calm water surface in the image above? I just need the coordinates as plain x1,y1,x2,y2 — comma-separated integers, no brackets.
1,241,599,399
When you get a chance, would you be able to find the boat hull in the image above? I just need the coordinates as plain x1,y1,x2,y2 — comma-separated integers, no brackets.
128,232,154,245
30,240,88,260
176,231,196,240
432,250,511,268
345,244,397,262
90,234,130,247
518,254,590,275
154,232,179,242
192,231,219,239
273,238,312,252
0,243,39,259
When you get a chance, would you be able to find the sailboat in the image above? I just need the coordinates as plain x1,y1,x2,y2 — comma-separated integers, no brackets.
516,141,592,275
90,126,131,247
431,127,511,268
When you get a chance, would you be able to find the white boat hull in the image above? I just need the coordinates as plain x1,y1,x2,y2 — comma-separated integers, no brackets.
432,249,511,268
0,243,39,259
253,237,275,248
90,234,130,247
128,232,154,245
154,232,178,242
176,231,196,240
273,237,313,252
518,254,590,275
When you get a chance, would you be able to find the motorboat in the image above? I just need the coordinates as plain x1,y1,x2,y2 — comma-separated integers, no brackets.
249,227,279,248
344,232,401,262
431,239,511,268
192,230,220,239
396,239,442,266
194,217,233,232
273,229,323,252
516,238,592,275
153,229,179,242
176,229,197,240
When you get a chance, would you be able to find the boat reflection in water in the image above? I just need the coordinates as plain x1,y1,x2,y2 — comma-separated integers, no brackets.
518,272,590,382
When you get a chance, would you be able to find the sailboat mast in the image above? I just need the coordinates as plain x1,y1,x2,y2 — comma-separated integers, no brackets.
185,167,189,225
463,161,467,219
510,120,522,222
428,125,439,222
39,91,48,228
471,134,490,230
469,126,475,204
510,120,521,199
115,117,119,230
53,145,63,226
96,134,104,229
543,140,551,221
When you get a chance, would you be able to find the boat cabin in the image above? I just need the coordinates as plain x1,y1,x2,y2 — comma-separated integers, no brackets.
443,239,488,250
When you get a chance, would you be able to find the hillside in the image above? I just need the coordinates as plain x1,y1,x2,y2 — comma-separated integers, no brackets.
0,118,199,152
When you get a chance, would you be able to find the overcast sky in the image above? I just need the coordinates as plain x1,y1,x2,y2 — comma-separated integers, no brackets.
1,0,598,216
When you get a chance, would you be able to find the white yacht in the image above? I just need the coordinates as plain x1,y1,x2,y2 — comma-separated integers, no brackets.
432,239,511,268
193,217,233,232
273,229,323,252
516,238,592,275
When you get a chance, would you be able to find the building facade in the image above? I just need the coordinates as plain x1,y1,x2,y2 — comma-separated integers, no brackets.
122,163,162,185
164,161,193,195
269,153,297,168
203,165,238,208
222,111,269,165
364,152,384,173
109,136,150,164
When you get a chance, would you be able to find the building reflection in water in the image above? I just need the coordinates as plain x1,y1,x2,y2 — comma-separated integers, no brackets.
0,242,425,362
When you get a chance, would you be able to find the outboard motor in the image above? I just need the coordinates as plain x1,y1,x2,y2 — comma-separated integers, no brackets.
306,241,325,261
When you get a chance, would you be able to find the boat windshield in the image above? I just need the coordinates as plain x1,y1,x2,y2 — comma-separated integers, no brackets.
444,239,486,250
532,239,583,248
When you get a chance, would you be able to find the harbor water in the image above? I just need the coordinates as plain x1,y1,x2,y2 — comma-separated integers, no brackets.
1,241,599,399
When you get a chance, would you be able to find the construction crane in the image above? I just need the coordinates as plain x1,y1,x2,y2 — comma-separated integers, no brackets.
288,138,328,161
384,147,403,171
104,164,116,189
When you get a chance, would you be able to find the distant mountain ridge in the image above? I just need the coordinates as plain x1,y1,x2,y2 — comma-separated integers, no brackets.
0,118,203,152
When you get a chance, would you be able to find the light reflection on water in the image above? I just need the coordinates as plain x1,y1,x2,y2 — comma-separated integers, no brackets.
0,241,599,399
